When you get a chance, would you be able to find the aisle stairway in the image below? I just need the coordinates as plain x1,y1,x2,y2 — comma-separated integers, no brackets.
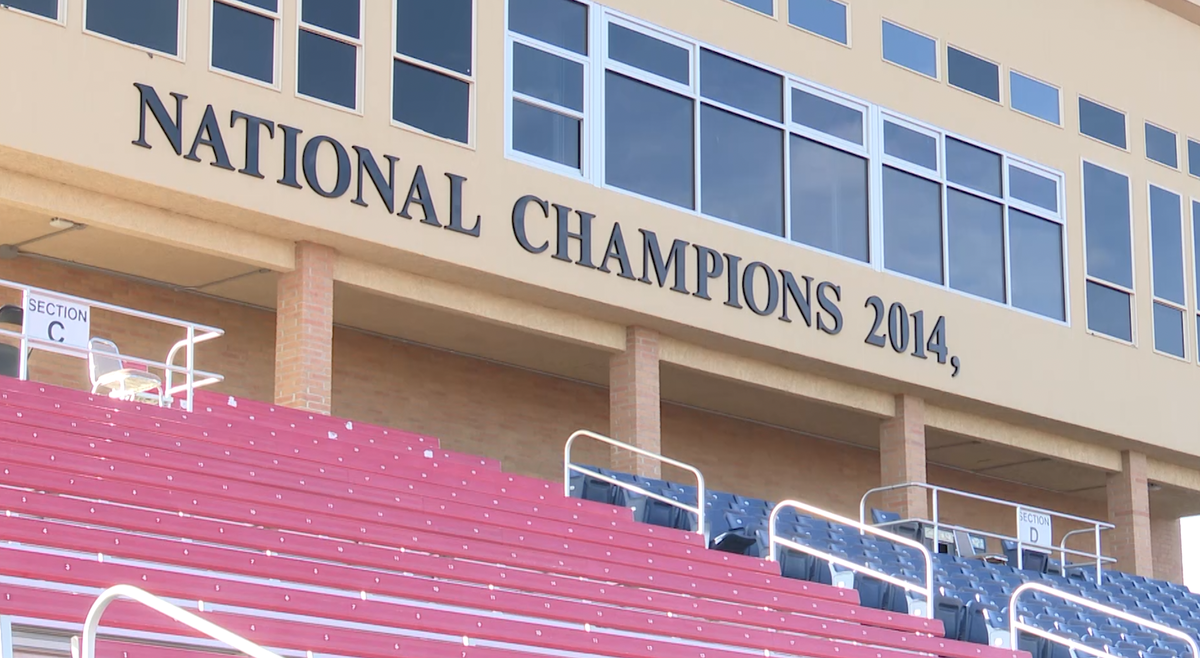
0,376,1026,658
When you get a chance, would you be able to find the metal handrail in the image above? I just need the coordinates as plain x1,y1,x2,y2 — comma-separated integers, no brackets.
0,278,225,411
71,584,284,658
768,499,935,619
860,482,1114,581
564,430,705,537
1010,582,1199,658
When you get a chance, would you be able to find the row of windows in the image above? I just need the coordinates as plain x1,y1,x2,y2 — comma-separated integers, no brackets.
1079,97,1200,179
4,0,476,145
506,0,1069,322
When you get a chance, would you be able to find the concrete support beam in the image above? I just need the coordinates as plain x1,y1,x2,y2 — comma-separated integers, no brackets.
609,326,661,478
1107,450,1154,576
274,242,335,414
880,394,929,520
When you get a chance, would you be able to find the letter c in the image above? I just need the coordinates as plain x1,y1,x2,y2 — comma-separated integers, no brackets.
48,321,65,343
512,194,550,254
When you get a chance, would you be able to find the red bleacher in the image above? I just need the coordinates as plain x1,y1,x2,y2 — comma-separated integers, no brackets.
0,377,1029,658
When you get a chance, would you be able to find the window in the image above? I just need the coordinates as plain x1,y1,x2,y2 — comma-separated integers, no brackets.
211,0,280,85
728,0,773,15
1145,123,1178,169
85,0,182,56
507,0,588,171
946,46,999,102
1149,185,1185,357
297,0,362,110
1079,97,1126,149
1082,162,1133,341
882,21,936,78
3,0,60,20
1189,139,1200,178
788,0,848,45
1193,201,1200,362
1009,71,1060,125
394,0,474,144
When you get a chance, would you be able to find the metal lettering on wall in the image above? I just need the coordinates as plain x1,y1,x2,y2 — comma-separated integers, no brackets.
132,83,962,379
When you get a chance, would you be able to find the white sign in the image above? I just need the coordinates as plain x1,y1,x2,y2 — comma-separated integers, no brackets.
24,292,91,358
1017,507,1053,548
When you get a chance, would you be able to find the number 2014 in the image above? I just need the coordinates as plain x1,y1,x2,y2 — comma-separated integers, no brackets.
864,296,960,377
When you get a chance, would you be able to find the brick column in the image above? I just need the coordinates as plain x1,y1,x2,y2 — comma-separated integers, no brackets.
1106,450,1153,576
274,242,335,414
879,394,929,520
1151,513,1183,584
609,326,661,478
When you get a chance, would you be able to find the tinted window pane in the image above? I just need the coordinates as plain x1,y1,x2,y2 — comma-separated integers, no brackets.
1082,162,1132,288
946,138,1001,197
947,47,999,102
509,0,587,55
5,0,57,19
240,0,278,9
1009,166,1058,213
1010,71,1060,125
605,72,694,209
298,29,357,108
608,23,689,85
729,0,774,15
86,0,178,55
1194,200,1200,299
884,122,937,170
513,43,583,112
301,0,359,38
1079,97,1126,149
1145,123,1178,168
947,190,1004,302
882,21,936,78
396,0,472,75
700,49,782,122
1154,303,1185,358
393,60,470,143
701,105,785,236
791,88,862,145
1190,139,1200,178
790,135,868,261
1086,282,1132,342
1010,210,1065,321
1150,185,1185,305
883,167,943,284
788,0,847,44
212,2,275,84
513,101,580,169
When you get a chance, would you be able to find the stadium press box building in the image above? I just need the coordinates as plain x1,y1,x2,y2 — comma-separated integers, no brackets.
0,0,1197,584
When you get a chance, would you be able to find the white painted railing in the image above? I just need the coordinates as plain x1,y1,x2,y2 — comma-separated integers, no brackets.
1010,582,1198,658
70,585,283,658
564,429,706,536
769,499,935,619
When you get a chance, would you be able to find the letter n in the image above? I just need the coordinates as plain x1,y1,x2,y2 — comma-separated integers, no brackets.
132,83,187,155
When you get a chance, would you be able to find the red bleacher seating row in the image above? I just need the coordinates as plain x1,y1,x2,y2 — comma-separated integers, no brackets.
0,377,1028,658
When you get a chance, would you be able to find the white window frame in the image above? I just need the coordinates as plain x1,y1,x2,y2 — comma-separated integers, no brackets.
501,4,1069,326
1008,69,1062,127
723,0,775,18
1147,183,1187,360
1188,138,1200,180
1192,198,1200,364
1078,95,1129,152
0,0,67,26
295,0,364,114
1079,158,1137,345
786,0,851,48
82,0,187,61
208,0,283,90
944,43,1002,105
391,0,477,147
880,19,938,81
1144,120,1180,171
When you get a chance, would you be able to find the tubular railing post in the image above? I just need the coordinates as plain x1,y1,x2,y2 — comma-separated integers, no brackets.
77,585,284,658
1,615,13,658
185,326,195,411
931,488,939,553
1095,523,1102,582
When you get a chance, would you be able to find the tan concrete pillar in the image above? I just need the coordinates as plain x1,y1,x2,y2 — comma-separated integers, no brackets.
274,242,335,414
609,326,661,478
1106,450,1153,576
879,394,929,520
1151,512,1183,583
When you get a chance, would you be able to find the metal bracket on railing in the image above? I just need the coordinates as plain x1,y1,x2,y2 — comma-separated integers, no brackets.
1010,582,1199,658
70,585,284,658
768,499,935,619
564,430,706,538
